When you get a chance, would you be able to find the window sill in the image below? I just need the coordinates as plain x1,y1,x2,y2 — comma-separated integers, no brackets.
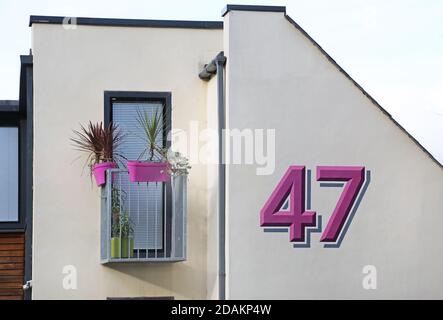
101,257,186,264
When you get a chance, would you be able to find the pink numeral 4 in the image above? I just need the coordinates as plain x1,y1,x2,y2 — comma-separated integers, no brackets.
260,166,316,242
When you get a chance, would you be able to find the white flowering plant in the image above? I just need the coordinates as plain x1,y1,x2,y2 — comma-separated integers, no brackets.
159,149,191,176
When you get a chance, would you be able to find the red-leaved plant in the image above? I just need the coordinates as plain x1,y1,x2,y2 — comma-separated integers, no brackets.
71,121,125,173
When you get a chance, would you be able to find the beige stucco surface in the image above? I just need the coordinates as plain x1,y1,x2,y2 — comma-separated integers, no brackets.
32,23,222,299
224,10,443,299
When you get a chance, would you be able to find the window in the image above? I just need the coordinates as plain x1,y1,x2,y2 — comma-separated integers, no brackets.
1,99,29,232
112,101,165,250
0,127,18,222
102,91,186,263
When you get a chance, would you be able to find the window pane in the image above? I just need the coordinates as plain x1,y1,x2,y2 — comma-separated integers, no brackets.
113,102,164,250
0,127,18,222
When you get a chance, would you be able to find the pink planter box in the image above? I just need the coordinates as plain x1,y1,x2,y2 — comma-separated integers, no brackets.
92,162,116,186
127,161,170,183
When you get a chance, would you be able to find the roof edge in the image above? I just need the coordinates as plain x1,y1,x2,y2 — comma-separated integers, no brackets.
0,100,19,112
29,15,223,29
0,100,19,105
19,54,33,115
284,14,443,169
20,55,33,65
222,4,286,17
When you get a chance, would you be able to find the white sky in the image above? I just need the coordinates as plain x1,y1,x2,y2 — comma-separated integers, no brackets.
1,0,442,162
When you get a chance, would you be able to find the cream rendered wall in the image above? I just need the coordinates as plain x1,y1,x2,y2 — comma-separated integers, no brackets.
32,23,222,299
224,10,443,299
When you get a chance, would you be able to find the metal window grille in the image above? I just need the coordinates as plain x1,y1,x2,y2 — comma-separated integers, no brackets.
101,169,187,263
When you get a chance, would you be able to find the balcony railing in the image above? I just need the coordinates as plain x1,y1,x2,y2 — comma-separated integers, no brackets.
101,169,187,263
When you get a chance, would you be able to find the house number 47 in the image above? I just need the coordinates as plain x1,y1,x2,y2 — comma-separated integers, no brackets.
260,166,365,243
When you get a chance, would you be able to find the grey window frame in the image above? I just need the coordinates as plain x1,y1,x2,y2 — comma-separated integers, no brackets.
0,112,25,230
103,91,173,257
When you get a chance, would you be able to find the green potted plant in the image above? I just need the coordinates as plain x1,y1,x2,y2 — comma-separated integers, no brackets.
110,187,134,258
71,121,124,186
126,108,171,182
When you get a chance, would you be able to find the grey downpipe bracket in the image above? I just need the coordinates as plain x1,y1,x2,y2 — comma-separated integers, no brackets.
198,52,225,81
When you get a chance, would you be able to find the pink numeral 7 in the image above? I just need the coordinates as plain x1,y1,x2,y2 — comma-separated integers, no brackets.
261,165,365,244
317,166,365,242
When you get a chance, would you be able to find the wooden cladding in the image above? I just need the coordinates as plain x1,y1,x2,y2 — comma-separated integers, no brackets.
0,233,24,300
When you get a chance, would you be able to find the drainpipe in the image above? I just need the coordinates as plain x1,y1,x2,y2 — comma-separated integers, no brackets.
215,53,226,301
199,52,227,300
